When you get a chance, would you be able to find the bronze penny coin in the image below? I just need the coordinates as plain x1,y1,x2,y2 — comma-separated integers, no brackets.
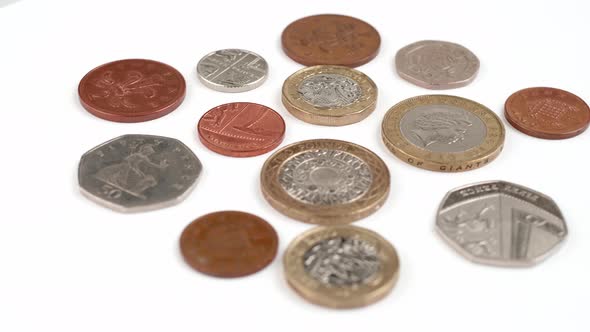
281,14,380,67
197,102,286,157
180,211,278,278
505,87,590,139
78,59,186,122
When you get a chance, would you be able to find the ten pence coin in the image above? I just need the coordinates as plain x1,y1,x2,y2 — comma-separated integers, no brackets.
395,40,479,89
504,87,590,139
282,65,377,126
197,49,268,92
260,139,390,225
78,59,186,122
281,14,381,67
284,225,399,308
381,95,505,172
180,211,279,278
197,102,285,157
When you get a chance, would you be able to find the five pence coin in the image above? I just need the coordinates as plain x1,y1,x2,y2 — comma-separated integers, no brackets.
284,225,400,308
382,95,505,172
261,139,390,225
504,87,590,139
78,59,186,122
180,211,279,278
282,65,377,126
197,49,268,92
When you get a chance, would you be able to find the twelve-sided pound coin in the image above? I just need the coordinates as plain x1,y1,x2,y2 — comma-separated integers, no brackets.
284,225,399,308
78,134,202,212
261,139,390,225
436,181,567,267
282,65,377,126
382,95,505,172
197,49,268,93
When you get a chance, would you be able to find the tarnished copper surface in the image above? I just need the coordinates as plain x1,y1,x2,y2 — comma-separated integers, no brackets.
505,87,590,139
180,211,278,278
78,59,186,122
281,14,380,67
198,102,285,157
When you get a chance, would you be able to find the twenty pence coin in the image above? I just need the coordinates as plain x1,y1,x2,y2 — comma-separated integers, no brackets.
284,225,399,308
197,102,285,157
261,139,390,225
78,59,186,122
504,87,590,139
281,14,380,67
282,65,377,126
180,211,278,278
381,95,505,172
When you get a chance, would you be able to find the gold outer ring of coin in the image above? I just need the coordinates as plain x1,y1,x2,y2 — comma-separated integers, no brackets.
381,95,505,172
260,139,390,225
284,225,400,309
281,65,377,126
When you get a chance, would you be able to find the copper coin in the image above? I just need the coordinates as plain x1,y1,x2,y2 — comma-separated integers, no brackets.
78,59,186,122
197,102,286,157
180,211,279,278
281,14,380,67
505,87,590,139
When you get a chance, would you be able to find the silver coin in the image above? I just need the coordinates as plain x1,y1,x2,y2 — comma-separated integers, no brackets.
436,181,567,267
399,103,487,153
197,49,268,92
395,40,479,89
78,134,202,212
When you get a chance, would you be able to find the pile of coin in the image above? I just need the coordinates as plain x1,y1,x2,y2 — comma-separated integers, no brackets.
76,14,588,309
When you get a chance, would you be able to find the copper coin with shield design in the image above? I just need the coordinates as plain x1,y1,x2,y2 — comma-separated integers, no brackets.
504,87,590,139
281,14,381,67
436,181,567,267
284,225,399,308
78,59,186,122
260,139,390,225
180,211,278,278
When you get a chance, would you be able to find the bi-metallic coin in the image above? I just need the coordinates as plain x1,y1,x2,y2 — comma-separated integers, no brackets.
382,95,505,172
284,225,399,308
261,139,390,225
78,134,202,212
436,181,567,267
282,65,377,126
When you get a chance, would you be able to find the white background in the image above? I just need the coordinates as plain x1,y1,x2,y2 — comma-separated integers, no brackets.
0,0,588,331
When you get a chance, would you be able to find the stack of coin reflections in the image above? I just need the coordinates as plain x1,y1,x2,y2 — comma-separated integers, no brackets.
76,13,589,309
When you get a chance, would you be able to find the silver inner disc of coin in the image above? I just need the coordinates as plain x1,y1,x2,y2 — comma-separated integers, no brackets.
303,236,380,286
298,74,362,108
197,49,268,92
399,104,486,153
278,149,373,205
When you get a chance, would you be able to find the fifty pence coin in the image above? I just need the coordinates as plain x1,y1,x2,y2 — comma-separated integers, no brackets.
395,40,479,89
197,49,268,92
197,102,286,157
505,87,590,139
284,225,399,308
78,135,202,212
436,181,567,267
382,95,505,172
180,211,278,278
78,59,186,122
282,65,377,126
261,139,390,225
281,14,381,67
